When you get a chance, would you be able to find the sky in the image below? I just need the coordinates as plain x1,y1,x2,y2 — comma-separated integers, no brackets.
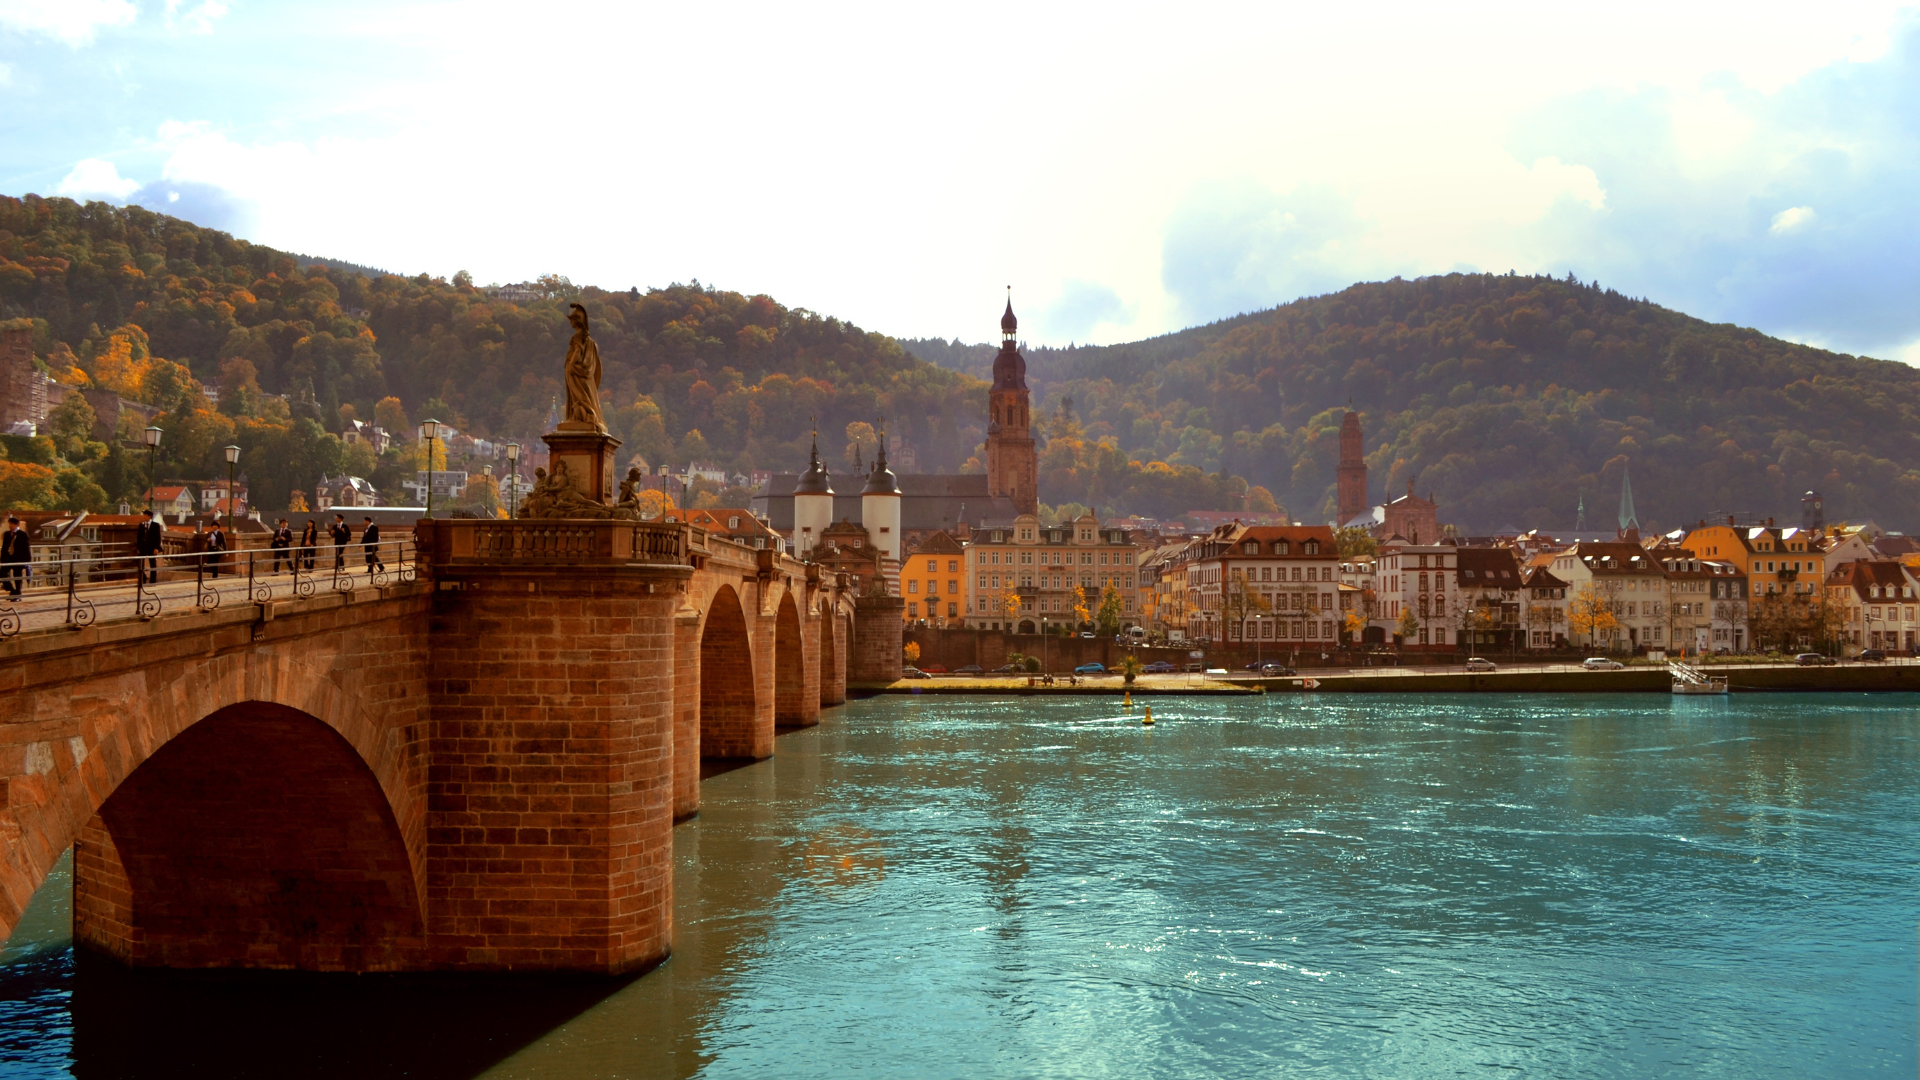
2,1,1918,361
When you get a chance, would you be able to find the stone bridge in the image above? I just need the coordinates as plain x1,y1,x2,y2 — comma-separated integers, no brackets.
0,519,902,975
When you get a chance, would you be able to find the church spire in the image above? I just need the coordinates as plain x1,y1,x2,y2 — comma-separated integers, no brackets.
1618,465,1639,532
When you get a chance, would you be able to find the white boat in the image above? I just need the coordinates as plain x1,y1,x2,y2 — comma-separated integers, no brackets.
1669,661,1728,695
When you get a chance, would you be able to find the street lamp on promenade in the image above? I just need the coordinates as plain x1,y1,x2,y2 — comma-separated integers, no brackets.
143,426,162,512
505,441,521,519
420,419,441,519
482,464,493,516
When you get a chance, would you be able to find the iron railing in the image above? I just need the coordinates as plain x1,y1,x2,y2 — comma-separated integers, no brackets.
0,538,416,639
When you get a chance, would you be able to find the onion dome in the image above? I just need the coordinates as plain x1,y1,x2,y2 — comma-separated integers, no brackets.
862,428,901,495
1001,298,1018,335
793,429,833,495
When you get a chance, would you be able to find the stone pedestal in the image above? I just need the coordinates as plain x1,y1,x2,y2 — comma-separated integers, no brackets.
542,427,621,506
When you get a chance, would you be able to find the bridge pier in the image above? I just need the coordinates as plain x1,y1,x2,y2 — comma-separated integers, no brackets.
422,522,690,974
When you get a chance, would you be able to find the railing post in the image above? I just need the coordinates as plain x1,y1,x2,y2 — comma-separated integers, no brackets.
249,546,256,600
65,552,75,624
197,549,205,604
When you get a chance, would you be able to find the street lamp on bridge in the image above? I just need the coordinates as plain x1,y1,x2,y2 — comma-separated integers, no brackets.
222,444,240,524
419,419,442,520
143,426,162,513
504,441,521,519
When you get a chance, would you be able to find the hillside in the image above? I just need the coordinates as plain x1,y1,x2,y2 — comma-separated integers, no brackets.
0,195,1006,513
908,275,1920,533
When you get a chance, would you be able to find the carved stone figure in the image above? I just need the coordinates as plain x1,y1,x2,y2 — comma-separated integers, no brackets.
520,461,645,520
561,303,605,432
617,466,642,507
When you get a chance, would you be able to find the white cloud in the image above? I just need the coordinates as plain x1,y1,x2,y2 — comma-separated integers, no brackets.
0,0,136,46
163,0,227,34
56,157,138,199
1770,206,1817,234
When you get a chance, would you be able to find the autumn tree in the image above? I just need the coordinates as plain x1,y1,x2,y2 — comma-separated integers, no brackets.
1566,582,1621,648
1095,583,1124,636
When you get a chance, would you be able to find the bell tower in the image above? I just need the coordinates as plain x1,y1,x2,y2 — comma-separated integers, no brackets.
1336,409,1367,526
984,293,1037,515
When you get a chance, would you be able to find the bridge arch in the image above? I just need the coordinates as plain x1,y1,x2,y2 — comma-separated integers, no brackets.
699,584,760,758
75,701,425,970
818,596,840,708
773,590,808,727
0,644,429,969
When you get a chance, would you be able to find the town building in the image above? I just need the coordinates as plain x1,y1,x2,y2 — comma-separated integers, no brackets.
1548,538,1669,650
314,474,379,511
964,513,1139,633
1181,524,1341,647
1455,546,1523,653
900,530,966,625
1375,540,1458,649
666,507,783,551
141,485,199,522
1824,560,1919,654
1656,551,1723,655
1521,565,1570,649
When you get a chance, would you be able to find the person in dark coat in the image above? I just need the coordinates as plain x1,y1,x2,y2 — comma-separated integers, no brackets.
330,514,351,573
361,516,384,574
1,515,29,599
205,520,228,579
135,509,163,584
270,518,293,574
299,519,318,572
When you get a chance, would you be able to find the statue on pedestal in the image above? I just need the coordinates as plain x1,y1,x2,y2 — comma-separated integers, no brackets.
561,303,605,433
516,303,636,519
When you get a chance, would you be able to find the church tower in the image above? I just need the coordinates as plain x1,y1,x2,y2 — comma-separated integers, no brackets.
985,296,1037,515
1336,409,1367,526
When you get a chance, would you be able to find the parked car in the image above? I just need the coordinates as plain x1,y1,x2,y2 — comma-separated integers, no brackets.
1582,657,1625,671
989,663,1021,674
1858,648,1887,662
1142,661,1176,674
1079,631,1096,639
953,664,985,675
1794,652,1837,666
1074,662,1106,675
1465,657,1497,672
1183,662,1206,673
919,663,949,674
1259,662,1296,676
1243,661,1268,671
900,667,931,680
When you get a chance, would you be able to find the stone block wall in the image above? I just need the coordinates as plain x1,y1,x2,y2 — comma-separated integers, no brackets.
425,561,686,974
850,596,905,683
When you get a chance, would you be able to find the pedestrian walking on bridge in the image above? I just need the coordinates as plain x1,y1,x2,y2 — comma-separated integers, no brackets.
1,516,29,599
330,514,351,573
361,516,385,575
270,519,293,573
135,509,163,584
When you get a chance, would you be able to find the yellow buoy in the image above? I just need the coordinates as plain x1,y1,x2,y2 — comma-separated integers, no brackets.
1123,689,1132,709
1143,705,1154,726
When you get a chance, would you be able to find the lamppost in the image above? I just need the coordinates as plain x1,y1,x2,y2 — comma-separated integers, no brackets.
143,426,162,513
505,441,521,519
419,419,441,519
482,464,493,516
223,445,240,524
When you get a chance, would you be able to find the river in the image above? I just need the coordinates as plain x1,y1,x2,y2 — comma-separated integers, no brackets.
2,693,1916,1078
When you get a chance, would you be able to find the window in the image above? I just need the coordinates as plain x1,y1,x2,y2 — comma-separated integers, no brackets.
950,560,959,573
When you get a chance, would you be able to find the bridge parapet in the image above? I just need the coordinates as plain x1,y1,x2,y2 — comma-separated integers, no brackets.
415,518,695,566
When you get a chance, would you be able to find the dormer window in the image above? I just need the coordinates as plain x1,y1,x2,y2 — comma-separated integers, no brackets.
729,516,740,529
1304,541,1318,555
1277,541,1290,555
1244,542,1258,555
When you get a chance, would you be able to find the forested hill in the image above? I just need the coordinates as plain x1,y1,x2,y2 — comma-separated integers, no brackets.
908,274,1920,532
0,195,987,511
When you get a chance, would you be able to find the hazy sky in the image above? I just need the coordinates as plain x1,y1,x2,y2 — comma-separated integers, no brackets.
3,1,1917,360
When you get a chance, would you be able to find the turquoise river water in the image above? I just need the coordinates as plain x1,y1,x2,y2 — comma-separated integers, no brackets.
0,692,1915,1078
